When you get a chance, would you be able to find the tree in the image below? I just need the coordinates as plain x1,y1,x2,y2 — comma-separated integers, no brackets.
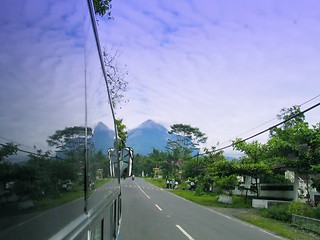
0,143,19,204
103,49,128,109
167,124,207,160
94,0,129,109
233,139,273,197
207,159,239,195
268,106,320,202
47,126,93,186
47,126,92,151
183,158,202,179
50,160,77,187
235,162,272,198
214,175,239,196
115,118,128,150
0,142,18,162
93,0,113,19
194,147,226,192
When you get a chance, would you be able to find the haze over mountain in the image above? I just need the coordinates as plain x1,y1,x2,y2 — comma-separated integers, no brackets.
93,120,236,158
126,119,171,155
92,122,114,154
92,120,171,155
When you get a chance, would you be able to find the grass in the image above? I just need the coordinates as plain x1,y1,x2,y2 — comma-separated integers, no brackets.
238,212,320,240
144,178,166,188
172,189,252,208
145,178,252,208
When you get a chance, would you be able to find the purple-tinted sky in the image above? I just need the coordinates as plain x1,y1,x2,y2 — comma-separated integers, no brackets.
1,0,319,157
97,0,320,155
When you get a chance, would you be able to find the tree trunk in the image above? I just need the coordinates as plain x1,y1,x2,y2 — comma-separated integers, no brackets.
293,173,299,201
306,173,310,204
255,177,259,198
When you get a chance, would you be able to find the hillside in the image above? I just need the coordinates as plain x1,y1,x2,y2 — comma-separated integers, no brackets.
126,119,170,155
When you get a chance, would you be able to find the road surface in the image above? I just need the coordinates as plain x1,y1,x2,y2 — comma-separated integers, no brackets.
120,178,286,240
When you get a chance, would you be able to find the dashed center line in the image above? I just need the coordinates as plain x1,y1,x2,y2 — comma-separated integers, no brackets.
137,185,150,199
176,225,194,240
155,204,162,211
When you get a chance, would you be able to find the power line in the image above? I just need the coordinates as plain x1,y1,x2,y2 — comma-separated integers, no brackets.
210,101,320,153
231,94,320,141
299,94,320,106
217,94,320,148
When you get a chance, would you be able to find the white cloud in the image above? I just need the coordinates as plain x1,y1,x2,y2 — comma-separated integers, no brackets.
3,0,318,158
98,0,320,155
0,1,117,152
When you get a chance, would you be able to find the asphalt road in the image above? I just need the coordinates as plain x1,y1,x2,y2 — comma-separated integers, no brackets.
119,178,287,240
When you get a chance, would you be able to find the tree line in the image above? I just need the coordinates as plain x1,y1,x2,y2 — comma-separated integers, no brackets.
0,127,110,207
132,106,320,203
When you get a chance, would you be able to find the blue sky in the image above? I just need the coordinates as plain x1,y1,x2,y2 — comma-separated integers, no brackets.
0,0,115,152
1,0,319,157
97,0,320,155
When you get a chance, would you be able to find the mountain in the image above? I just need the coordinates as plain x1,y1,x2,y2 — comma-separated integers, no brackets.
126,119,170,155
92,120,204,156
92,122,114,154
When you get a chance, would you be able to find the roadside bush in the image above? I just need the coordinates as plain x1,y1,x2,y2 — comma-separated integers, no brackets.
312,204,320,219
195,184,205,196
261,201,320,222
288,201,313,217
261,204,291,222
178,181,189,190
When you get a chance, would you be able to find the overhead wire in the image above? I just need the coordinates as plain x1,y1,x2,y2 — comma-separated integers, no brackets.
231,94,320,142
210,101,320,153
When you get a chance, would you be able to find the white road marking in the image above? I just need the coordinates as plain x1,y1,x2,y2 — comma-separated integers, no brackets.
168,191,285,240
176,225,195,240
155,204,162,211
137,185,150,199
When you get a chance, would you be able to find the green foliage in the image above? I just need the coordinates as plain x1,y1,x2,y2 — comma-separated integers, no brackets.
132,150,174,178
178,181,190,190
50,159,77,184
210,159,235,177
274,105,305,132
93,0,113,19
183,158,202,178
0,142,18,162
144,178,166,188
47,126,92,150
167,123,207,161
195,184,205,196
313,205,320,219
233,140,269,164
214,175,238,195
288,201,313,217
260,201,318,223
268,107,320,172
260,204,291,222
116,118,128,149
170,190,252,208
266,107,320,203
262,171,291,184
